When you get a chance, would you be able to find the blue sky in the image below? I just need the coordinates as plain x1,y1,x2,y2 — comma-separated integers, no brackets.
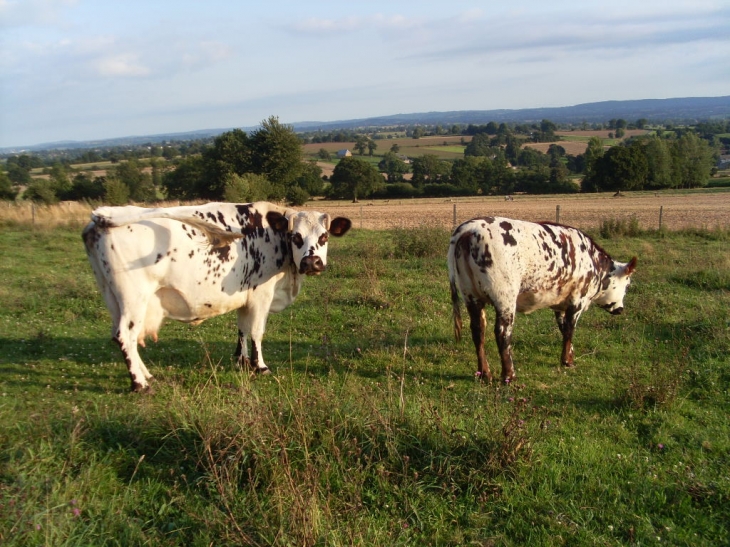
1,0,728,148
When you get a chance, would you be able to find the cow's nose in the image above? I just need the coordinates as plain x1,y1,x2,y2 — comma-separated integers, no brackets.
300,255,325,275
611,307,624,316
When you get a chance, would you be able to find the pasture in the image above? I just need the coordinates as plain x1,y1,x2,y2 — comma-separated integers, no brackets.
0,197,729,545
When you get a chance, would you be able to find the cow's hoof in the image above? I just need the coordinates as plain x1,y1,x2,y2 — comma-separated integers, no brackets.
562,361,576,368
131,382,153,394
256,367,271,375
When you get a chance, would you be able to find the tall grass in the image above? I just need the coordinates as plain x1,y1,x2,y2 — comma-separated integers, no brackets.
0,223,728,545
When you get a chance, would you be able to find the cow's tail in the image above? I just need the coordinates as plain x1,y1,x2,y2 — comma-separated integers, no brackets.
91,208,242,250
447,245,463,342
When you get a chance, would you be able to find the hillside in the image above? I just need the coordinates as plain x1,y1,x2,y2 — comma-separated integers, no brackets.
4,95,729,153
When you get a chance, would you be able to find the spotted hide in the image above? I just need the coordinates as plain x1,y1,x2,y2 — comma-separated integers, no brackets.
83,201,351,392
448,216,637,383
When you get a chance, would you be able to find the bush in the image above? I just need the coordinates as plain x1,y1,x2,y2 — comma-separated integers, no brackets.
599,216,642,238
286,186,310,206
391,224,451,258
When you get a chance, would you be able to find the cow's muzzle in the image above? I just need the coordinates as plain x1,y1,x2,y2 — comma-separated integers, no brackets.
610,307,624,316
299,256,325,275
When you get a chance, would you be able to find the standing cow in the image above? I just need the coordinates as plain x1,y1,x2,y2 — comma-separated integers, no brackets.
83,201,351,391
448,216,636,383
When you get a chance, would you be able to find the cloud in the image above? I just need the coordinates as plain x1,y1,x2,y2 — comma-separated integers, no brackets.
94,53,150,77
0,0,79,29
404,4,730,63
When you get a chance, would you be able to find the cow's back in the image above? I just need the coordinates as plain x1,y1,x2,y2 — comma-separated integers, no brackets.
449,216,606,314
83,204,291,322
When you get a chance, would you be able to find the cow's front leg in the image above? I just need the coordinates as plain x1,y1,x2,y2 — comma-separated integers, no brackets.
555,306,580,367
236,304,272,375
234,328,250,369
494,309,516,383
466,299,492,382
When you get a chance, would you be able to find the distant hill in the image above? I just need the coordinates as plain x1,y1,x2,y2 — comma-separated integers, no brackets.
5,96,729,153
292,96,730,131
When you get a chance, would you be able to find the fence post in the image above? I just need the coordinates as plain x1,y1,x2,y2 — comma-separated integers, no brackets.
658,206,663,230
556,205,560,224
360,205,363,230
453,203,457,229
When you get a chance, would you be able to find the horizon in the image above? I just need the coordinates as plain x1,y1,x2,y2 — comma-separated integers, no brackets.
2,1,729,149
3,94,729,152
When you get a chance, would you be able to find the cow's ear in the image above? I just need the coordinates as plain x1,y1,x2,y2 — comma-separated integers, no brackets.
329,217,352,237
266,211,288,232
624,256,637,276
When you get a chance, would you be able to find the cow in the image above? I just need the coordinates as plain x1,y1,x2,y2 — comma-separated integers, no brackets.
448,216,637,383
83,201,351,392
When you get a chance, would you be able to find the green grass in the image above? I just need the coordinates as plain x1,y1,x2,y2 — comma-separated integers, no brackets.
1,222,728,545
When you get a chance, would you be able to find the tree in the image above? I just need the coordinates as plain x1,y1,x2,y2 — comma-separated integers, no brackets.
329,156,383,201
354,135,368,155
249,116,303,188
295,161,325,196
450,157,486,194
64,173,106,201
162,156,207,200
643,136,674,189
672,132,715,188
464,133,493,157
588,142,648,192
116,159,155,202
103,177,130,205
410,154,451,188
223,173,272,203
367,139,377,156
0,170,18,200
582,136,605,192
378,152,409,182
23,180,59,204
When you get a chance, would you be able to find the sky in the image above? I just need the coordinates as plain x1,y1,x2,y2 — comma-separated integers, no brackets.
1,0,729,148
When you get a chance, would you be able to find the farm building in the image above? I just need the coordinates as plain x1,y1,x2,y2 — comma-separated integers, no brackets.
337,149,352,158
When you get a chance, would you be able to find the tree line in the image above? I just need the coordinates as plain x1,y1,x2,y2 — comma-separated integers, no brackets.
1,116,726,204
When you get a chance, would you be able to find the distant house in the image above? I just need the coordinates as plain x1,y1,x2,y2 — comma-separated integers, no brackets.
336,149,352,158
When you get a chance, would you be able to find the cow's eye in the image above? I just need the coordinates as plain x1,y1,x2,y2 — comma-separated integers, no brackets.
292,233,304,247
318,233,329,246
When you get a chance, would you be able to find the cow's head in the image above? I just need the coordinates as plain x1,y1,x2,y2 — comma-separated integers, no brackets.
267,211,351,275
595,256,637,315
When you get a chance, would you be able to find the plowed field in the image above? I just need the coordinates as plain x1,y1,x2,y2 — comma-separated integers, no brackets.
308,190,730,232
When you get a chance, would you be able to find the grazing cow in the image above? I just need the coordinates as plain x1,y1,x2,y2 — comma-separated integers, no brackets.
83,201,351,392
448,216,636,383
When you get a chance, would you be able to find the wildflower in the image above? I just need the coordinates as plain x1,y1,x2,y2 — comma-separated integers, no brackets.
73,508,81,517
658,443,665,450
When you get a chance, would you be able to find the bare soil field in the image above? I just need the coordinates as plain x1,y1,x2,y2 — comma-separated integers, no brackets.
306,190,730,232
3,190,728,232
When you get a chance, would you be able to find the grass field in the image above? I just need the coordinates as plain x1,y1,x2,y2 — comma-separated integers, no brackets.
0,207,729,545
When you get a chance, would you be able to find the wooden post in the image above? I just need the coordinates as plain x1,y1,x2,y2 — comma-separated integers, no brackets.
453,203,457,229
659,205,663,230
360,205,363,230
556,205,561,224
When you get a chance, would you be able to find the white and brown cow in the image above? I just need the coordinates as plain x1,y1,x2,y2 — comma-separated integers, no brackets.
448,216,636,383
83,201,351,391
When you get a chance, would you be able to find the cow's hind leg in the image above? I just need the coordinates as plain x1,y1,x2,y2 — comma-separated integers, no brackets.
466,298,492,382
494,307,517,383
114,308,153,392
